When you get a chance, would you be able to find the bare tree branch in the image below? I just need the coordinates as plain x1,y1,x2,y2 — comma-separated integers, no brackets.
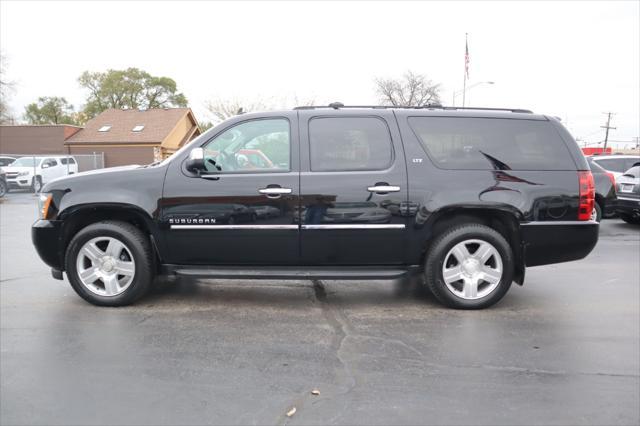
204,95,316,125
0,51,16,124
375,70,441,107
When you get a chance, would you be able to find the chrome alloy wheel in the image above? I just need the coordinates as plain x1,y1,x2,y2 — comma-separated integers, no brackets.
76,236,136,297
442,239,503,300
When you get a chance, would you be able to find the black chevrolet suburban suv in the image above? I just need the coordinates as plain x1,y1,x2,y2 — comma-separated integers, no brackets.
32,105,599,309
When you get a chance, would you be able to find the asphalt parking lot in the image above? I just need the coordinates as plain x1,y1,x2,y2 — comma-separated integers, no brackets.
1,191,639,426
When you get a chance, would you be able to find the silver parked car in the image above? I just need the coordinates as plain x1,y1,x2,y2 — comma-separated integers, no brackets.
590,155,640,178
615,166,640,224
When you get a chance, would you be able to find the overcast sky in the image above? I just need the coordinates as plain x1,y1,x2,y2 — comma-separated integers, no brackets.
1,0,638,147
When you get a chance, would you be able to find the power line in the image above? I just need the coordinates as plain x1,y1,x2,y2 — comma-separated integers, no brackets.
601,112,616,152
576,128,604,140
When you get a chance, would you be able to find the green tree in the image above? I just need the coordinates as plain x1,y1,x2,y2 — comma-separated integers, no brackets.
24,96,79,125
78,68,188,118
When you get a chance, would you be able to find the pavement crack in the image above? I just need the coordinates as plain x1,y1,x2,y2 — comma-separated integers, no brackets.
0,276,31,283
309,279,358,424
135,314,153,325
472,363,640,379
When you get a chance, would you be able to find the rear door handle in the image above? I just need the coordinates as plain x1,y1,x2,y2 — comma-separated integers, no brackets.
367,185,401,193
258,187,292,197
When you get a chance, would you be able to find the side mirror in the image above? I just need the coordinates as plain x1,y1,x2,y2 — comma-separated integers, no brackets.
41,163,50,169
186,148,205,173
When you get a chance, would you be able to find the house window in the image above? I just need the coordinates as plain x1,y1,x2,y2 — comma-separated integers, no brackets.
132,125,145,132
98,125,111,132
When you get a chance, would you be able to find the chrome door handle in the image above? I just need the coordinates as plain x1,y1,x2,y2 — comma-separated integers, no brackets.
258,187,292,195
367,185,401,193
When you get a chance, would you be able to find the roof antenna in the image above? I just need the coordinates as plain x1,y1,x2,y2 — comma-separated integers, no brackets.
328,102,344,109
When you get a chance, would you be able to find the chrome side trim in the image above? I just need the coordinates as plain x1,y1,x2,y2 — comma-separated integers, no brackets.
520,220,598,226
171,225,298,230
171,224,407,230
301,224,406,230
617,196,640,202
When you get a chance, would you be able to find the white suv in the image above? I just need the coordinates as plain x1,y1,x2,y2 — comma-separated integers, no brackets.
4,156,78,192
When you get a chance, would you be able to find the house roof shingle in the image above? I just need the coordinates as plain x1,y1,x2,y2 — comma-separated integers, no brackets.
65,108,195,145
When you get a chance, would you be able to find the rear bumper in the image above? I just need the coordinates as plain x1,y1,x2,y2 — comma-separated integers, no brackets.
614,196,640,218
32,219,64,270
520,221,599,267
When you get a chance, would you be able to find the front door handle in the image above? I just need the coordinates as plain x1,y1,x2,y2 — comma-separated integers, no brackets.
258,187,292,198
367,185,401,193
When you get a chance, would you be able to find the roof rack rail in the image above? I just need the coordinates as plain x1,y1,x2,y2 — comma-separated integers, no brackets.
294,103,446,110
439,106,533,114
293,103,532,114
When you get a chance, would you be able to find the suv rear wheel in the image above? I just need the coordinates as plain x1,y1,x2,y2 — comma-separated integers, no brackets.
424,223,514,309
65,221,154,306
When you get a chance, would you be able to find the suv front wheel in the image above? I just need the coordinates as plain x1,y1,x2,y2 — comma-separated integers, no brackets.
424,223,514,309
65,221,154,306
31,176,42,193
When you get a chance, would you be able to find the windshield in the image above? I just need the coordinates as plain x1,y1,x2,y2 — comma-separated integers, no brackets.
11,157,42,167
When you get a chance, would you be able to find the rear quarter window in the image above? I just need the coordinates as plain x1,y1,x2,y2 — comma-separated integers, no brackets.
408,117,576,171
593,158,629,173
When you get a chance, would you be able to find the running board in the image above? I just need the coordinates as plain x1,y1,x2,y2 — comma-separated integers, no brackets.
161,265,412,280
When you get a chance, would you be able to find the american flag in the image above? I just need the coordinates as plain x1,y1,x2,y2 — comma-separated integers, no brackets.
464,36,470,80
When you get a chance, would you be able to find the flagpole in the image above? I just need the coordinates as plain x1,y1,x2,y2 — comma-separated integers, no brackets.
462,33,468,107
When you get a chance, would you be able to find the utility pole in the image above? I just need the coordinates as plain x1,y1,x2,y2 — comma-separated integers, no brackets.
601,112,616,152
462,33,469,107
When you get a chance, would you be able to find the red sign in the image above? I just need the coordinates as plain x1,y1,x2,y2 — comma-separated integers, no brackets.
582,147,612,156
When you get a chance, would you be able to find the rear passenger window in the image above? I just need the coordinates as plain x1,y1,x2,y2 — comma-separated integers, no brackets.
309,117,393,171
594,158,627,173
408,117,575,171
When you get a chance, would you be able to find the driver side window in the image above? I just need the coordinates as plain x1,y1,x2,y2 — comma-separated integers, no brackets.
202,119,290,173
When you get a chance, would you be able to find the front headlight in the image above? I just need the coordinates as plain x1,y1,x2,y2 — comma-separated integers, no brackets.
38,193,53,220
17,171,30,177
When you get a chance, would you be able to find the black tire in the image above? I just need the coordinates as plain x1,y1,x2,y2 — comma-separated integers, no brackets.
620,214,640,225
31,176,42,193
0,180,7,197
424,223,514,309
65,221,154,306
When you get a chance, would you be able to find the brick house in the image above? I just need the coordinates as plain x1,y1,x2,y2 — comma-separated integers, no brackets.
0,125,82,155
65,108,201,167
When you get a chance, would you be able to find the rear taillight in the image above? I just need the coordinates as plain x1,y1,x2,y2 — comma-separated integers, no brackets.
578,171,595,221
606,172,616,192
